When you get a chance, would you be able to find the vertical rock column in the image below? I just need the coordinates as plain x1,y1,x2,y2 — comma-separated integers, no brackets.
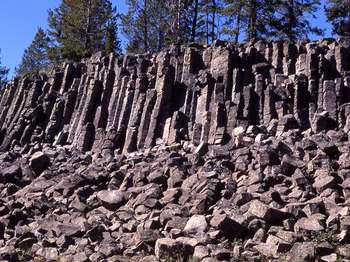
123,75,148,153
114,78,136,150
0,80,19,129
67,75,88,143
144,52,174,148
137,89,157,149
294,75,310,129
73,79,103,151
207,47,232,144
323,80,337,120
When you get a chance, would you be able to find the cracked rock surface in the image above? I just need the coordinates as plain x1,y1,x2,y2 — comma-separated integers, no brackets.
0,38,350,261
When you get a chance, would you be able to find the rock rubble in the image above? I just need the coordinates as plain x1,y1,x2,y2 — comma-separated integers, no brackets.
0,38,350,261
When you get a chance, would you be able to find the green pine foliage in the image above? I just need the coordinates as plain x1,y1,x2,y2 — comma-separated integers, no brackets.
325,0,350,37
16,27,50,76
105,13,122,54
219,0,322,42
121,0,178,53
195,0,220,44
268,0,323,40
13,0,341,77
47,0,120,61
219,0,245,43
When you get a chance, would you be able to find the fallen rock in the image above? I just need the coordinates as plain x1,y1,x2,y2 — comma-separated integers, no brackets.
184,215,208,235
97,190,126,211
338,244,350,259
313,175,336,193
210,212,242,239
193,245,210,260
294,216,325,233
36,247,59,261
288,242,316,261
154,238,182,259
29,152,50,175
1,165,22,184
311,111,337,133
248,200,288,224
320,253,337,262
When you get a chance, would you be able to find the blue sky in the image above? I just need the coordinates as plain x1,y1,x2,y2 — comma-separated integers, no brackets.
0,0,332,76
0,0,127,76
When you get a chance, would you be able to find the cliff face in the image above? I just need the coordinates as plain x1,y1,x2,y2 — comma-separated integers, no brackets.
1,38,350,154
1,39,350,261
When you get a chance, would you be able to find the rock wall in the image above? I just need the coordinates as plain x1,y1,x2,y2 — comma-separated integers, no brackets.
1,38,350,154
2,38,350,261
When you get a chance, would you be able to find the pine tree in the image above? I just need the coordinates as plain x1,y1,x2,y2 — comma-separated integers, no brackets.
219,0,274,41
105,11,122,54
121,0,178,53
220,0,245,43
269,0,323,40
16,28,50,76
0,49,9,88
197,0,219,44
325,0,350,37
219,0,321,42
168,0,193,44
121,0,151,53
245,0,278,40
121,0,224,53
190,0,200,42
47,0,119,61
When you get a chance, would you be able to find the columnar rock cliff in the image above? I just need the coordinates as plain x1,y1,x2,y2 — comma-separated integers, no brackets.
1,39,350,154
1,39,350,261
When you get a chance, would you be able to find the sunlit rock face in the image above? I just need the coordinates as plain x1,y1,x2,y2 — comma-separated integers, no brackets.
1,38,349,153
0,38,349,261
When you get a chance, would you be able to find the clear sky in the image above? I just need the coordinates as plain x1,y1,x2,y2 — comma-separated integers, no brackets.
0,0,332,77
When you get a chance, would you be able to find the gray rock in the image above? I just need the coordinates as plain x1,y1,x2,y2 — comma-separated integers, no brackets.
210,212,242,239
193,245,210,260
184,215,208,235
313,174,336,192
154,238,182,259
97,190,126,210
248,200,288,223
29,152,50,175
288,242,316,261
338,244,350,259
295,216,325,233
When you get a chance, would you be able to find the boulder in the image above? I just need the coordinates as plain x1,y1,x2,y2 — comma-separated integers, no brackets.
288,242,316,261
184,215,208,235
29,152,50,175
210,213,242,239
154,238,182,259
97,190,127,211
294,217,325,233
311,111,337,133
1,165,22,184
248,200,289,223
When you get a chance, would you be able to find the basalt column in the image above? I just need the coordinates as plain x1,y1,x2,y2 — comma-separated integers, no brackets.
1,39,350,154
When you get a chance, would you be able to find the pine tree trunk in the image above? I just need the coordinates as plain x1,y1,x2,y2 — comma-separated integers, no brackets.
248,0,257,40
235,1,243,43
287,0,295,40
206,11,209,45
143,0,149,52
177,0,181,44
158,22,164,51
191,0,199,42
85,0,92,53
211,0,216,43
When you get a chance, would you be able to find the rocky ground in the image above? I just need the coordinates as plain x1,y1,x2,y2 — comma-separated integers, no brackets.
1,116,350,262
1,38,350,261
